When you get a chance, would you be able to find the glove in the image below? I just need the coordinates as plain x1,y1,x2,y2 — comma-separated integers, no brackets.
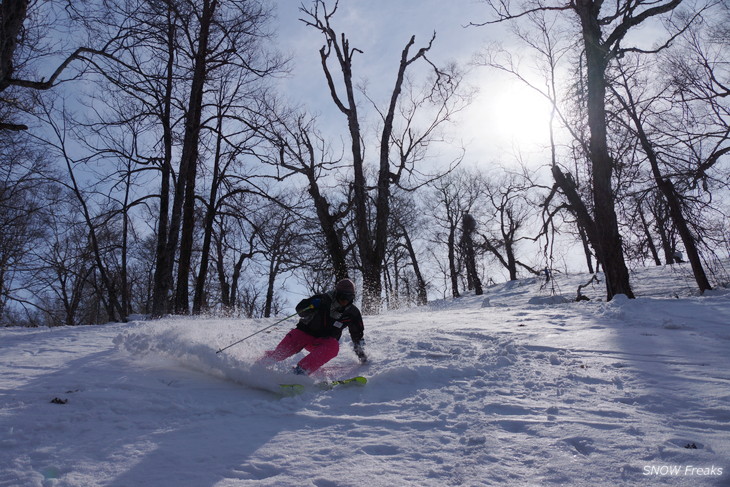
297,298,319,318
353,340,368,364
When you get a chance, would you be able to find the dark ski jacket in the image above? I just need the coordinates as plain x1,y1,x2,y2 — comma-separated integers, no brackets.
295,291,364,343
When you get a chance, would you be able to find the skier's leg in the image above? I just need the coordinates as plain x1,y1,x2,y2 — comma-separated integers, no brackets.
298,337,340,373
261,329,311,362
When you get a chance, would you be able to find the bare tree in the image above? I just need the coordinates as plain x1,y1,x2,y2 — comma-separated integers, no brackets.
478,168,540,281
191,68,271,315
256,104,352,282
427,170,484,298
301,0,465,313
460,211,483,294
1,1,97,131
33,99,127,321
631,196,663,266
388,191,429,306
254,201,303,317
0,135,54,322
660,8,730,269
172,0,284,314
475,0,704,299
213,208,261,313
38,219,96,326
80,0,284,316
611,59,714,292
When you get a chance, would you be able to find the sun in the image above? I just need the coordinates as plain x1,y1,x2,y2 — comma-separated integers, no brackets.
461,79,554,160
491,84,553,146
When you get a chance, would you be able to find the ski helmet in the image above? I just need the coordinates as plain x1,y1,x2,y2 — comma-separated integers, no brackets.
335,278,356,302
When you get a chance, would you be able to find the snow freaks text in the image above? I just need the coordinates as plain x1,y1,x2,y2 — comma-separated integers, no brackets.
643,465,724,477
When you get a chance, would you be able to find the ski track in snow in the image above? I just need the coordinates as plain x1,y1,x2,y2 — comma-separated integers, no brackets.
1,264,729,486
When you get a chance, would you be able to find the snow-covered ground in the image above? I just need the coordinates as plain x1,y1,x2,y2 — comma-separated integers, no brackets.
1,263,729,487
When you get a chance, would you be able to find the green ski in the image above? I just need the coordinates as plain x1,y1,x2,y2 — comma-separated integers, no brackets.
279,383,306,396
279,376,367,396
325,376,367,388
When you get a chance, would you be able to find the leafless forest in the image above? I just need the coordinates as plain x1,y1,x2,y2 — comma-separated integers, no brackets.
1,0,728,325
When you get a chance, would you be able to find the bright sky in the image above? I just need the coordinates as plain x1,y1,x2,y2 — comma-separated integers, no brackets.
272,0,555,169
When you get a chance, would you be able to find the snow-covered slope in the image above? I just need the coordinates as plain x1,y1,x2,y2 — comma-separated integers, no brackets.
1,264,729,487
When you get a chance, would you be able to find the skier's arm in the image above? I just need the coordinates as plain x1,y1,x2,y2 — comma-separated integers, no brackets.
352,339,368,364
296,296,322,317
345,311,367,364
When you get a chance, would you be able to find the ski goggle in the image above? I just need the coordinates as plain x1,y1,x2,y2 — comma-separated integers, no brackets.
336,291,355,302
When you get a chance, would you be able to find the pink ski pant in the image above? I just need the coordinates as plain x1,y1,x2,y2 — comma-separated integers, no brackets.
264,329,339,373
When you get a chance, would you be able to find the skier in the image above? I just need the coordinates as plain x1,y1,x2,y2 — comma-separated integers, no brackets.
260,278,367,375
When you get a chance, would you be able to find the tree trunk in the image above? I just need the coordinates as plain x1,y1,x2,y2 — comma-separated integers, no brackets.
448,224,460,298
401,225,428,305
120,167,131,320
651,201,675,264
461,212,483,294
192,113,225,315
577,223,595,274
638,203,662,266
174,0,217,314
391,252,400,306
314,26,373,307
362,36,426,313
174,155,198,314
383,260,393,309
505,239,518,282
215,232,231,309
307,176,348,280
0,0,29,93
151,11,177,317
58,135,123,322
263,257,279,318
551,165,600,255
465,238,484,293
575,0,634,299
230,251,247,310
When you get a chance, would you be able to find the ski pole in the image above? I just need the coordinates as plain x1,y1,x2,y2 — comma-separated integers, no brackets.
215,306,311,354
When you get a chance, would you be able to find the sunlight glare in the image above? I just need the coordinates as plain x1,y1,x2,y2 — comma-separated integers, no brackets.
463,80,554,161
492,84,552,146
